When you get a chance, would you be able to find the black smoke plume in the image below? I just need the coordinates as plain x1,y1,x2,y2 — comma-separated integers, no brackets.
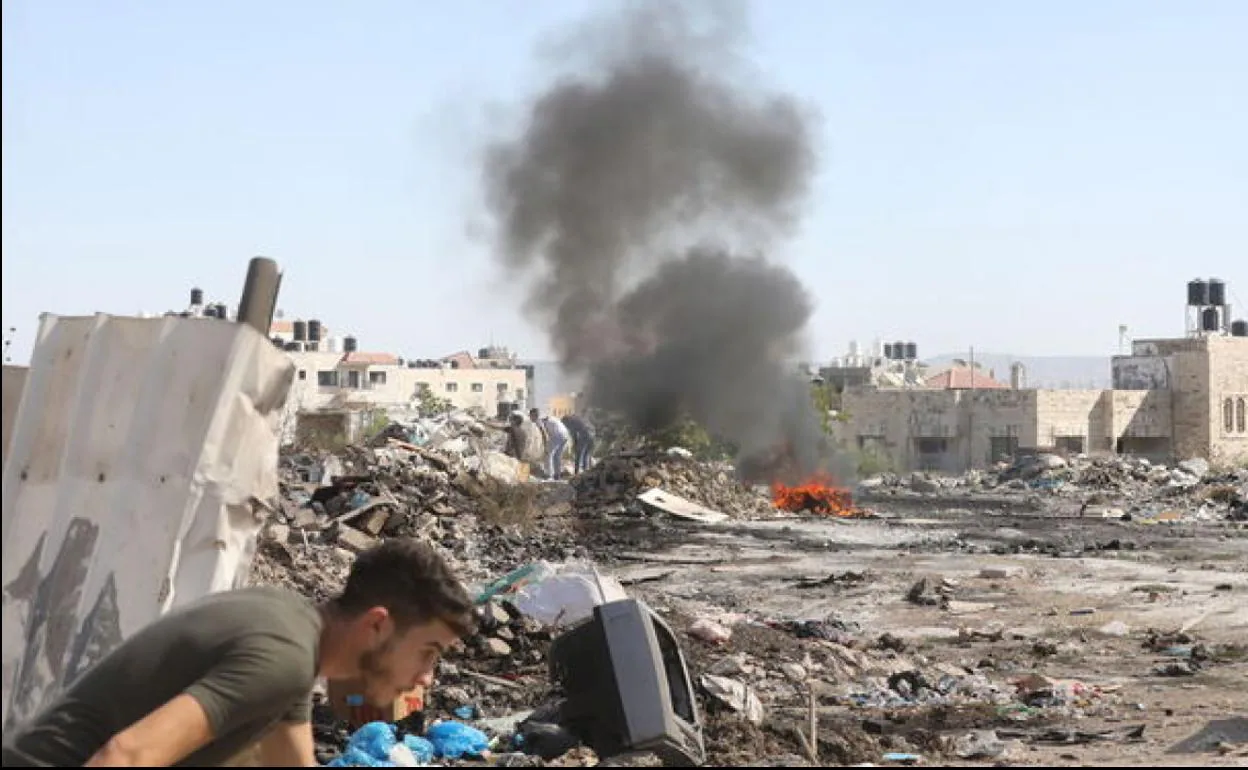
483,0,842,482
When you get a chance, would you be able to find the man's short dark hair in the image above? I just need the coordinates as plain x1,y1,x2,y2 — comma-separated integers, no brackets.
528,408,540,419
332,539,475,637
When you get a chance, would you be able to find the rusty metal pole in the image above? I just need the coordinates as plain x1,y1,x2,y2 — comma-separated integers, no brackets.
236,256,282,335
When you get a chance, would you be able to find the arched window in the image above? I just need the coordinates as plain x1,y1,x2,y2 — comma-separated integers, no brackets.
1226,398,1236,433
1238,397,1246,433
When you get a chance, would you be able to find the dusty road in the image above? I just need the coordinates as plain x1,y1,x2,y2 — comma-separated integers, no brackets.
585,506,1248,766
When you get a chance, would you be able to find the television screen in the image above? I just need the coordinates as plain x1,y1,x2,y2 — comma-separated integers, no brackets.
549,598,705,766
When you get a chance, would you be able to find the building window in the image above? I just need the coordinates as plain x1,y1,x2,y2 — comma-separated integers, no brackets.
1055,436,1086,454
1238,397,1246,433
1225,398,1235,434
471,383,484,393
317,370,338,387
369,371,387,386
989,436,1019,463
497,383,508,394
516,389,525,402
446,382,458,393
298,370,307,381
915,438,949,455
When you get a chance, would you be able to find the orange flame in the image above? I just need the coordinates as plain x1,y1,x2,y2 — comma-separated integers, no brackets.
771,473,864,517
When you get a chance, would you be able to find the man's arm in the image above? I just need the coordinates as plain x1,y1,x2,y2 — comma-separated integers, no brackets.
257,721,317,767
85,694,212,767
87,640,310,767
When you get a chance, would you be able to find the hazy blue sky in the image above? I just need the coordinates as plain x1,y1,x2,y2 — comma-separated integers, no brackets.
3,0,1244,366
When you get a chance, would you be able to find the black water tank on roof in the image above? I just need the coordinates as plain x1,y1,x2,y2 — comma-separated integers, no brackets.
1232,320,1248,337
1187,279,1209,306
904,342,918,361
343,336,358,353
892,341,906,360
215,304,229,320
1201,306,1220,332
479,347,491,359
293,320,307,341
1208,278,1227,306
307,319,322,342
883,343,894,360
202,306,217,319
190,287,204,306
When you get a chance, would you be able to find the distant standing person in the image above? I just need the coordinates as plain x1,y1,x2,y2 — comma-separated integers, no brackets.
561,413,596,474
532,408,571,480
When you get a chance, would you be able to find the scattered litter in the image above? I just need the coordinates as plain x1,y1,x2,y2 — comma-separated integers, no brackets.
701,675,765,725
689,617,732,644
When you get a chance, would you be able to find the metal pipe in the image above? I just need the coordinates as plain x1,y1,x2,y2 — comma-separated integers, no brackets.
236,257,282,335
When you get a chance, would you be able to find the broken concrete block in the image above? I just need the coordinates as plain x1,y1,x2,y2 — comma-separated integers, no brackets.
265,523,290,544
910,475,940,494
485,638,513,656
780,662,807,682
359,507,390,536
482,602,511,627
701,675,764,724
1178,458,1210,478
336,526,378,554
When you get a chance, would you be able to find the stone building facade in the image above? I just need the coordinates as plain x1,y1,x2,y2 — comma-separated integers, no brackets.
840,335,1246,473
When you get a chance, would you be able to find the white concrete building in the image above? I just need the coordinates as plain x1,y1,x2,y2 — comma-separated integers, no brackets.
282,343,532,430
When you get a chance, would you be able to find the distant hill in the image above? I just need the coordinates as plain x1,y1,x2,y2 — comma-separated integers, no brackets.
925,353,1111,389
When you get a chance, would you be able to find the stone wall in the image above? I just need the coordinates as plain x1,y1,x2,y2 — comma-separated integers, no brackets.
845,384,1176,473
1206,336,1248,465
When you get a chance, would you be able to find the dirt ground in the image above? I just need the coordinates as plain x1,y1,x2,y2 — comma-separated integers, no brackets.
586,506,1248,767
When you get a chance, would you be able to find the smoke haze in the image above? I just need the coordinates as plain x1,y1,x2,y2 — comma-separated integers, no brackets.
483,0,840,480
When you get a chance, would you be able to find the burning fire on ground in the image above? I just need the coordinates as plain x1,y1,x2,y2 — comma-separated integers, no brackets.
771,473,865,518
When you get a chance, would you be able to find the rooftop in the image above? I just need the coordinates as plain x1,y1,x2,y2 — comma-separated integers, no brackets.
925,366,1011,390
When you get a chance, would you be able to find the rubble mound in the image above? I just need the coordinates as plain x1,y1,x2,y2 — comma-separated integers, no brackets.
571,449,775,519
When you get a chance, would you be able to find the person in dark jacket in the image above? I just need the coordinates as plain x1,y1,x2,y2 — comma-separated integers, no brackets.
561,413,596,474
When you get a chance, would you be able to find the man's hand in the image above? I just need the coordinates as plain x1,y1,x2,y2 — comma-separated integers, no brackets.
258,721,317,767
85,694,213,766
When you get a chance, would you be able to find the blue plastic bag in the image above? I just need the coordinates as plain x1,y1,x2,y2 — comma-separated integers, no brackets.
426,720,490,759
348,721,398,756
402,735,435,764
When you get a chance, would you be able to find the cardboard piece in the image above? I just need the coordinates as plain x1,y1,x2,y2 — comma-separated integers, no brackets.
637,488,729,524
326,680,425,728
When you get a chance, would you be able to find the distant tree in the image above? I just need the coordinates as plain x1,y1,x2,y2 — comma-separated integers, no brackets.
414,383,453,417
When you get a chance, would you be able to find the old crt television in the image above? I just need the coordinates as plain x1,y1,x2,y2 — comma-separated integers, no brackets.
549,598,705,766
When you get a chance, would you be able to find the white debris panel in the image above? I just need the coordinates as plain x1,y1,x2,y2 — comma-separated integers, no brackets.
1,313,294,729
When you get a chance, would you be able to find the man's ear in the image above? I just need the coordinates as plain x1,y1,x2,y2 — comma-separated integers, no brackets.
360,606,392,636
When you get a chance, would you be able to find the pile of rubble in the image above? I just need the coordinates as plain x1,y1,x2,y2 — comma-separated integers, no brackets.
571,448,775,519
860,453,1247,521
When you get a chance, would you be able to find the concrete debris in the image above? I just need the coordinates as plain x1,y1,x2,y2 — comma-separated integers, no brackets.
572,448,775,519
858,453,1247,523
251,422,1247,767
701,675,766,725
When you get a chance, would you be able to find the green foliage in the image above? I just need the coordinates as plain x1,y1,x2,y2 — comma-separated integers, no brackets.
587,409,736,461
360,408,391,442
414,383,453,417
809,383,840,434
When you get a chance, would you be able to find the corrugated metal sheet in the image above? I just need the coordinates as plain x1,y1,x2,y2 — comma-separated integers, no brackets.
2,365,29,469
1,314,294,730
